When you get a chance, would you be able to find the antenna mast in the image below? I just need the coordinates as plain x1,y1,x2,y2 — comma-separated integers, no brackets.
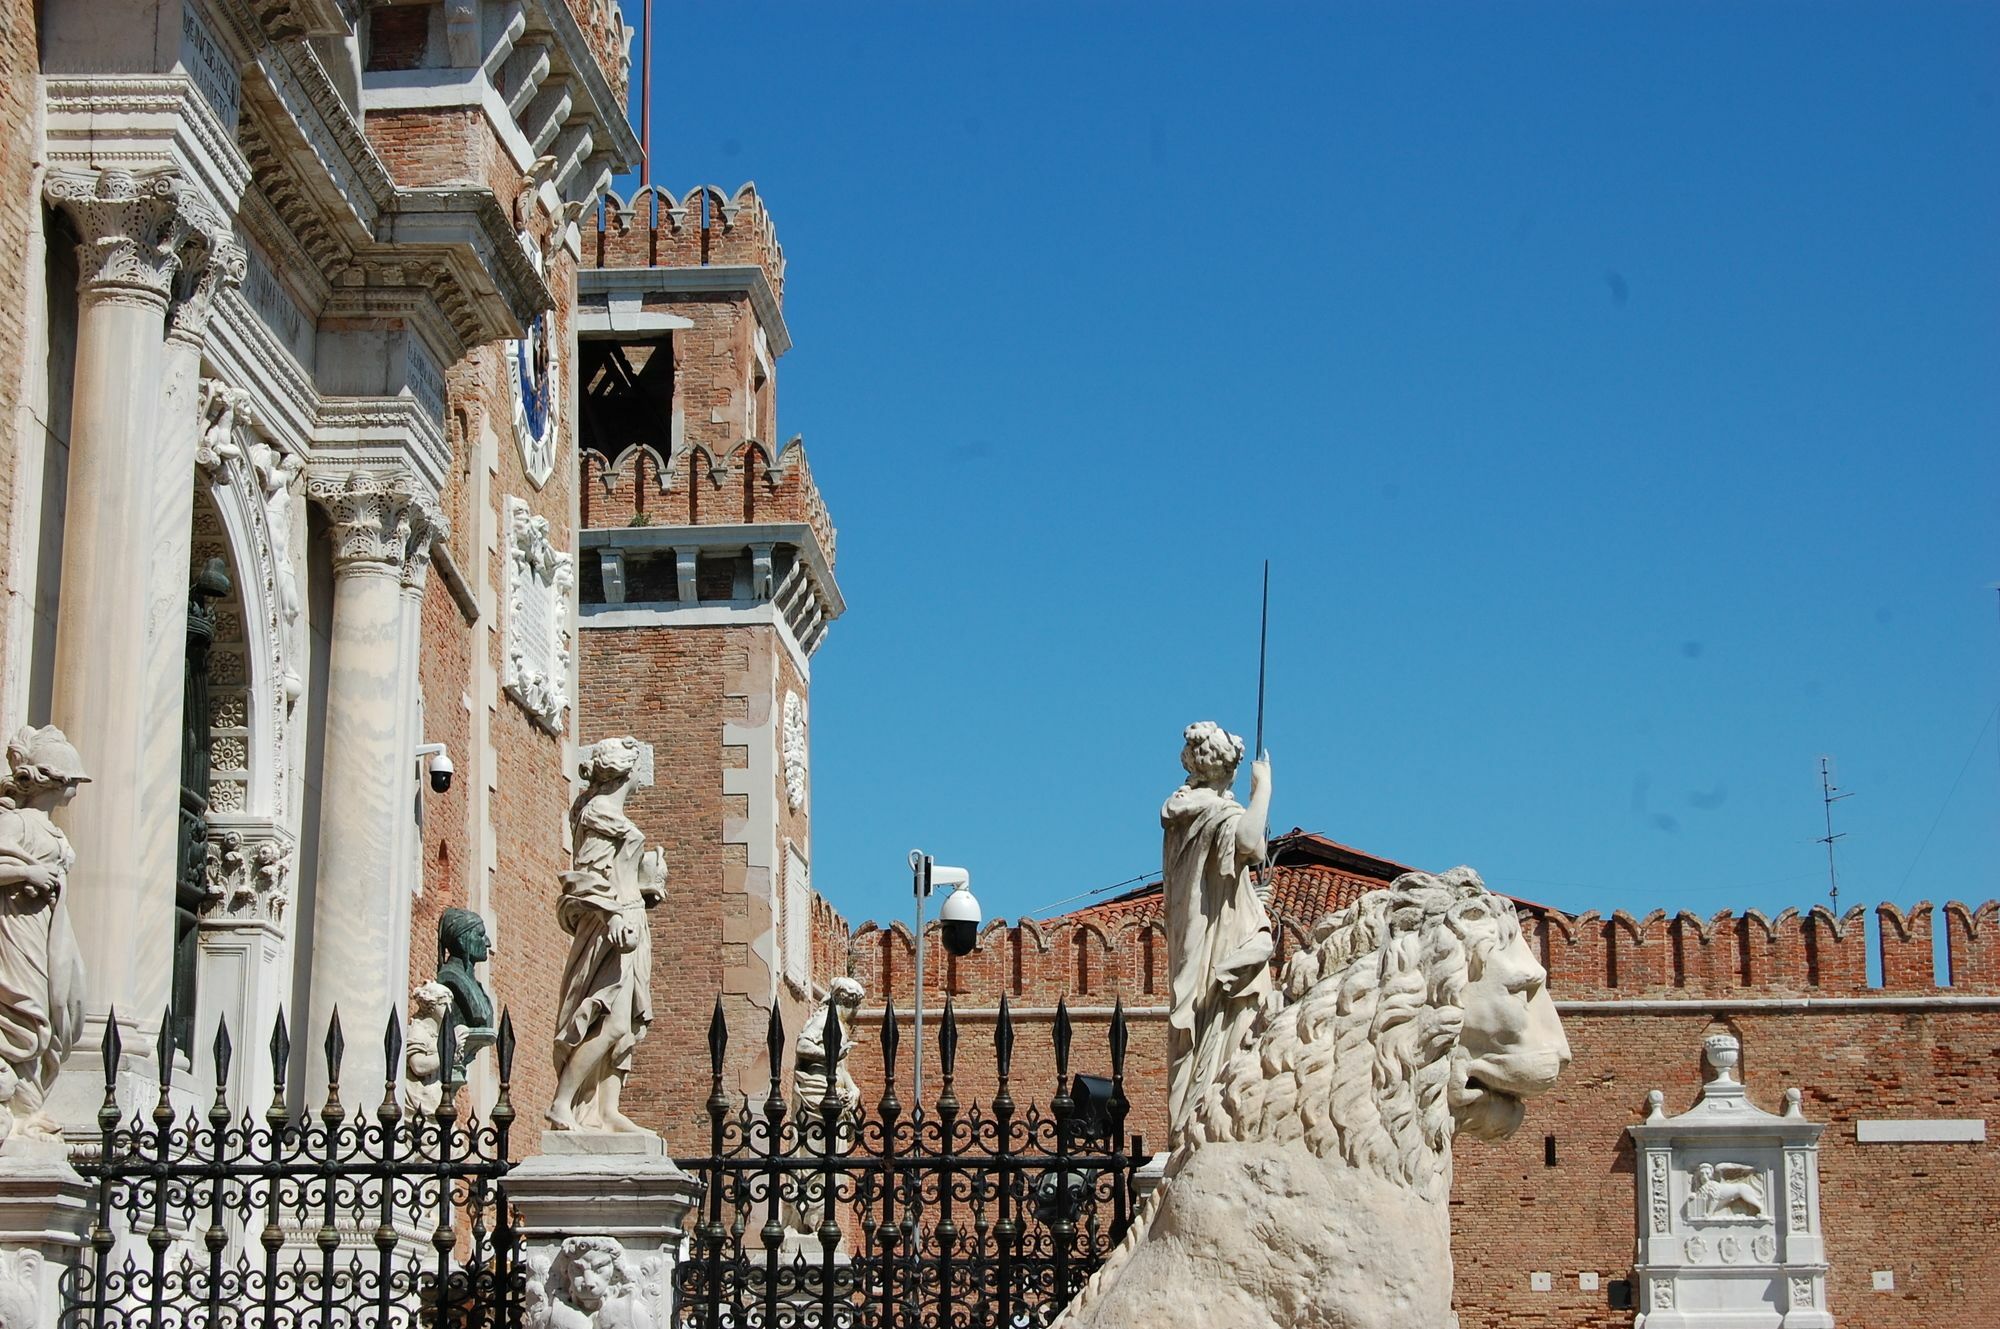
1817,756,1854,911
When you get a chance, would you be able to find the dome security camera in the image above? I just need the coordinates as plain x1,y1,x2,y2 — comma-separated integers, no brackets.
935,868,981,957
417,743,454,794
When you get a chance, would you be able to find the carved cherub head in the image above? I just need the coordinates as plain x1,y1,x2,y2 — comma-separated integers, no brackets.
410,982,453,1027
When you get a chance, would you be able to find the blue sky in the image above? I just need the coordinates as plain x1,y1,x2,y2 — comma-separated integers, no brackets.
619,2,1999,931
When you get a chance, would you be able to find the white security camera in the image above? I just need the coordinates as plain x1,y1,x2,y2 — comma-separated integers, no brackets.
934,867,981,957
416,743,454,794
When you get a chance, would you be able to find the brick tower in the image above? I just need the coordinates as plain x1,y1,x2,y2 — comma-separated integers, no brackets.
574,183,846,1149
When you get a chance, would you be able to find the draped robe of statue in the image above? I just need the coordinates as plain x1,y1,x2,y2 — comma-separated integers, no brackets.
552,761,664,1130
0,798,87,1130
1161,784,1275,1144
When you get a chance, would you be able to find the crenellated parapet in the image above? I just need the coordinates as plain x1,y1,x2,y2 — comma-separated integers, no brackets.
1943,900,2000,987
845,912,1177,1011
594,183,786,300
833,895,2000,1012
582,434,834,561
1520,898,1996,998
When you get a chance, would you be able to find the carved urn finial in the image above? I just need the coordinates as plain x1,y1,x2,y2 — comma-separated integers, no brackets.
1703,1032,1741,1084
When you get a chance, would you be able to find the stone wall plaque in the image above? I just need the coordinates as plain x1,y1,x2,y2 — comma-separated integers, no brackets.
237,233,314,366
783,842,810,992
1629,1034,1832,1328
502,497,573,733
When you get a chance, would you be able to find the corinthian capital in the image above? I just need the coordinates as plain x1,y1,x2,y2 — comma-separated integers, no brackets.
402,508,450,594
306,471,437,574
43,168,208,308
167,215,247,348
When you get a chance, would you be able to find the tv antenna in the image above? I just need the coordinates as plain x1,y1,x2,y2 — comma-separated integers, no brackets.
1817,756,1854,911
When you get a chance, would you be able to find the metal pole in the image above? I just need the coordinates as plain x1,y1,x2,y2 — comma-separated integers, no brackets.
1254,559,1269,760
641,0,655,225
910,851,930,1112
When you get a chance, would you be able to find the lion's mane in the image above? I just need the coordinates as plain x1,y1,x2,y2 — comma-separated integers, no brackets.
1056,868,1522,1325
1191,865,1519,1204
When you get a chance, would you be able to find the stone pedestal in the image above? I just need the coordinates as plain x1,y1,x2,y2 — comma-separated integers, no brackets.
508,1134,701,1329
1630,1034,1833,1329
0,1142,95,1329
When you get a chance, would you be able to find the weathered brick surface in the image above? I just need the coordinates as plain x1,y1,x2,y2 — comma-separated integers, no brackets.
367,96,578,1156
580,623,760,1147
1451,1005,2000,1328
594,184,785,298
811,865,2000,1329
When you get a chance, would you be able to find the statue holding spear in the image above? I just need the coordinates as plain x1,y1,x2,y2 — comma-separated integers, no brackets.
1159,563,1277,1146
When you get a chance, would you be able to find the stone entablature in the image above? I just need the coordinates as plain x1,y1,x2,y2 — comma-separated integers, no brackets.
43,6,556,373
579,257,790,358
1630,1034,1833,1328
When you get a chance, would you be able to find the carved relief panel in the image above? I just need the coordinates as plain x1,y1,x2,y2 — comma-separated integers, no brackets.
503,497,574,733
1628,1034,1832,1329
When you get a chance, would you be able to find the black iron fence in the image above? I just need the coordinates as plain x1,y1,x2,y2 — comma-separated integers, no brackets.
677,996,1147,1329
61,1005,525,1329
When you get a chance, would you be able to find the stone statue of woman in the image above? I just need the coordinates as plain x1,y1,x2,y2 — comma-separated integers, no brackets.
788,977,864,1239
1161,721,1274,1145
0,726,90,1144
548,737,665,1134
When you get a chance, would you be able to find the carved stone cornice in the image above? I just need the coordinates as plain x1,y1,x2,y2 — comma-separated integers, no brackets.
312,395,451,492
305,470,440,574
247,0,354,40
40,77,252,202
43,168,207,309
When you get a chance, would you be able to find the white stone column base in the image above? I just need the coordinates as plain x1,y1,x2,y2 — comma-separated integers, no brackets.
508,1136,701,1329
0,1141,95,1329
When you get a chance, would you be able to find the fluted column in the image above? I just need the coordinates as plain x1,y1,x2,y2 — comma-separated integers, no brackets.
40,167,214,1052
137,239,245,1052
387,521,438,918
302,473,439,1108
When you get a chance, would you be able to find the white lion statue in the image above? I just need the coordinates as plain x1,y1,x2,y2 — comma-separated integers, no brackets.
1057,868,1571,1329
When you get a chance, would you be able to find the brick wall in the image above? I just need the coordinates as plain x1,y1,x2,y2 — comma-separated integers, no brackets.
593,184,785,299
1452,1004,1998,1328
580,623,765,1146
561,0,632,104
366,95,578,1155
795,890,2000,1328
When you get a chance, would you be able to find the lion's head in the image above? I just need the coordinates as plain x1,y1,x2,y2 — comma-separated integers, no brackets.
1193,867,1570,1202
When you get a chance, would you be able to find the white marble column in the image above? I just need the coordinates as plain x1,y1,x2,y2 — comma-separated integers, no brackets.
136,248,246,1055
302,472,439,1109
389,537,432,909
39,168,212,1053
